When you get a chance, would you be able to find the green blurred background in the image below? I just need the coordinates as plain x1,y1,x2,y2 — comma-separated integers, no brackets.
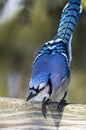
0,0,86,103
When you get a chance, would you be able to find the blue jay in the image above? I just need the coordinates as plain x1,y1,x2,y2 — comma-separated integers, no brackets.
26,0,82,118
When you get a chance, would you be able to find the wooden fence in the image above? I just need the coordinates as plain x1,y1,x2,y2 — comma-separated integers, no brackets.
0,97,86,130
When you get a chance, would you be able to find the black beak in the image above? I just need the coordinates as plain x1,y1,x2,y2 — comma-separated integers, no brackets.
26,92,36,102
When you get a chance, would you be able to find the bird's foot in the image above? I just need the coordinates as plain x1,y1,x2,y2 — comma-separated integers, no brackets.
57,99,67,112
41,97,51,118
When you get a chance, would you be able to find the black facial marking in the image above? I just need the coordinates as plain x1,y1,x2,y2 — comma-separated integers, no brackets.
30,86,39,93
47,78,52,96
30,78,52,95
30,85,45,94
39,86,45,92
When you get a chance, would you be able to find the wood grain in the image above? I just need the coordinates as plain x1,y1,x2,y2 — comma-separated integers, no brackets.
0,97,86,130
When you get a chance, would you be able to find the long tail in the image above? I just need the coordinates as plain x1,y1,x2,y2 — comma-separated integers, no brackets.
54,0,82,62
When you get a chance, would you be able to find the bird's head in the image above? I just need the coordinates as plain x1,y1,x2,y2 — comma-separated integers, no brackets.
26,78,52,101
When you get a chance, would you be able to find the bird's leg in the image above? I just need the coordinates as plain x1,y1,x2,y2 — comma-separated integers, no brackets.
57,92,67,112
41,97,51,118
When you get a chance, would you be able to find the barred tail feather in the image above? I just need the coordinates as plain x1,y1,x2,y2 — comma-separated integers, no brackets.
56,0,82,63
57,0,82,44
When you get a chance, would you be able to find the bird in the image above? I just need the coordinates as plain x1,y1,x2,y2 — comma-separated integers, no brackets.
26,0,82,118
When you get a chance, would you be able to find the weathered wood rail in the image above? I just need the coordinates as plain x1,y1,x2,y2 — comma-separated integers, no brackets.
0,97,86,130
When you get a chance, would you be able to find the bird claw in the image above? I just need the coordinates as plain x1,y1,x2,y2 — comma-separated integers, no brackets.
57,99,67,112
42,102,47,118
41,98,51,118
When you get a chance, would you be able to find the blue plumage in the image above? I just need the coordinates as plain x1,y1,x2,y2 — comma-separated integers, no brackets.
55,0,82,62
34,39,68,64
26,0,82,118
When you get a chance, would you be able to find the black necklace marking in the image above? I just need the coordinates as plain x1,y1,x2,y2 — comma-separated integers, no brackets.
47,78,52,96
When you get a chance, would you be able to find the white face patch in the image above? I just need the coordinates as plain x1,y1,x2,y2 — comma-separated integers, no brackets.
30,85,50,102
30,90,36,95
39,82,47,90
